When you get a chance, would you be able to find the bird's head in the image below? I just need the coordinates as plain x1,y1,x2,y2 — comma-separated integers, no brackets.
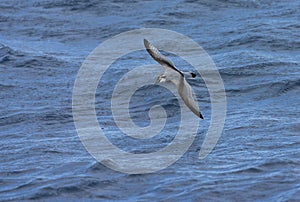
184,71,197,79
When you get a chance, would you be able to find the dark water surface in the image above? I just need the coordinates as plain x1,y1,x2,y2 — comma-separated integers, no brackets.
1,0,299,201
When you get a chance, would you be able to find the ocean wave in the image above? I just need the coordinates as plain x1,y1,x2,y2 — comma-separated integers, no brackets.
227,34,300,50
220,61,299,77
220,60,300,98
231,158,299,175
225,78,300,99
183,0,268,9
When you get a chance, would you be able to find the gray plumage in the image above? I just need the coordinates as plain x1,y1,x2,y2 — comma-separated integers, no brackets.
144,39,203,119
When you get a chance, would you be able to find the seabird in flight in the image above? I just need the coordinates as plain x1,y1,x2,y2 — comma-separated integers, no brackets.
144,39,203,119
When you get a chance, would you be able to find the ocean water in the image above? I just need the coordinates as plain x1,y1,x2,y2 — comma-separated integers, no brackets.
0,0,299,201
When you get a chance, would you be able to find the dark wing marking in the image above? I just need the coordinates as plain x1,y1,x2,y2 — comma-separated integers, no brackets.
144,39,184,77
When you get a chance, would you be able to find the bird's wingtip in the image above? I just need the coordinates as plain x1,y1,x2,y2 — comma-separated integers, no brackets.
199,113,204,119
143,38,149,46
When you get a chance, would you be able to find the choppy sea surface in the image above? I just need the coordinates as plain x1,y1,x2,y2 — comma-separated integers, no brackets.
1,0,299,201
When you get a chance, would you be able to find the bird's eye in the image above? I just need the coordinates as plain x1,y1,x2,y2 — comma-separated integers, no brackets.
190,73,196,78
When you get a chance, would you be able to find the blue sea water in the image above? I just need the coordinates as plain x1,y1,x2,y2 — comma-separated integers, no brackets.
0,0,299,201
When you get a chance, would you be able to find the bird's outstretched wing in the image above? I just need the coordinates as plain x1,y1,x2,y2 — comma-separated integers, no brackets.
144,39,184,77
178,78,204,119
144,39,204,119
